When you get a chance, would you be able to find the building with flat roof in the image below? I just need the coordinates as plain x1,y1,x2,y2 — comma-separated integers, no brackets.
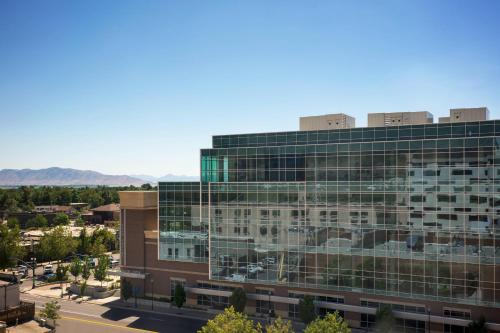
300,113,355,131
120,109,500,332
439,107,489,124
367,111,433,127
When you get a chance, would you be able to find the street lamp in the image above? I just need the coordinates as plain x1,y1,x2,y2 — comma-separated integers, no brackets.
151,278,154,311
427,308,431,333
268,290,272,324
30,257,37,289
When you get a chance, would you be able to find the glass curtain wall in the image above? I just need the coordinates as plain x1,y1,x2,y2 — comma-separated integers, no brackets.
202,125,500,308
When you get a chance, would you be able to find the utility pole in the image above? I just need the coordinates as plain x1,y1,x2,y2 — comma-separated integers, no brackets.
31,257,36,289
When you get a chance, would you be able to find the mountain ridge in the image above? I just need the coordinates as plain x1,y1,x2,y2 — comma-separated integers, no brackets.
0,167,146,186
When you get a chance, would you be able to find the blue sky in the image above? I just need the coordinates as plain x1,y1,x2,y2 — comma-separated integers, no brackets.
1,1,499,177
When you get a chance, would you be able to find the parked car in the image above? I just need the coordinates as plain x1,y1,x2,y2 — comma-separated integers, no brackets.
39,273,56,282
43,265,54,275
225,274,246,283
86,257,97,268
247,264,264,274
108,257,120,268
16,265,28,278
263,257,276,266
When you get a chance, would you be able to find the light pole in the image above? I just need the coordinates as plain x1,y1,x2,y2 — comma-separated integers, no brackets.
31,257,37,289
268,290,272,324
427,308,431,333
151,278,154,311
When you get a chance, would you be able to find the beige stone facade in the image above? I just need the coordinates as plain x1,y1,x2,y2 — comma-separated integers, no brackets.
367,111,434,127
439,107,489,123
299,113,355,131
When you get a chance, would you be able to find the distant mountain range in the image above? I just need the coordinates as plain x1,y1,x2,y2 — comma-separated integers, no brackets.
0,168,197,186
130,174,199,182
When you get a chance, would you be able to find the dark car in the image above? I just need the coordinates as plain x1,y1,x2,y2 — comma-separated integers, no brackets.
38,273,56,282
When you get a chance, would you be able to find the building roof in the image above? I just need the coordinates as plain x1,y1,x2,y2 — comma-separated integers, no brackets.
91,203,120,212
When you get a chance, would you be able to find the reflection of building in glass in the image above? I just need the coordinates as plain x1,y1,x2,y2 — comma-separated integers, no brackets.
121,108,500,332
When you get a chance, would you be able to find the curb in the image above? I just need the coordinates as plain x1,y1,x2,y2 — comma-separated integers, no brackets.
108,303,210,322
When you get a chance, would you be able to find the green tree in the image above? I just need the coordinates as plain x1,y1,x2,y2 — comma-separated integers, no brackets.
0,224,25,270
173,284,186,309
198,306,262,333
55,265,69,298
89,240,106,256
52,213,70,226
266,317,294,333
304,312,350,333
55,264,68,281
77,228,91,255
39,226,77,262
93,255,109,287
80,280,88,298
7,217,19,229
229,287,247,313
27,214,48,229
375,305,396,333
121,279,132,302
81,258,91,281
69,257,82,282
91,228,117,252
75,217,85,227
299,295,316,325
40,300,61,328
468,315,487,333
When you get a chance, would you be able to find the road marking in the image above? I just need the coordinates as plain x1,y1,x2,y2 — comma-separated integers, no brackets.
61,316,158,332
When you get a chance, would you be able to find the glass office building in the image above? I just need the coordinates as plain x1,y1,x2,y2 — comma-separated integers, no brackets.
159,120,500,309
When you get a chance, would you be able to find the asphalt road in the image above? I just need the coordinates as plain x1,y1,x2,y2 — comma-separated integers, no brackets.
21,293,206,333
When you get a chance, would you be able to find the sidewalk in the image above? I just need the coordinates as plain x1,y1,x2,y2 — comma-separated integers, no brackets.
23,286,368,332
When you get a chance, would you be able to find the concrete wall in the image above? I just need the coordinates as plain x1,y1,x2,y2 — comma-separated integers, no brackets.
449,107,489,122
300,114,355,130
120,191,157,209
368,111,433,127
0,283,20,310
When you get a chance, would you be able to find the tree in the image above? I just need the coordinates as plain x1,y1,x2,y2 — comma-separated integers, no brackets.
77,228,91,255
55,265,69,298
266,317,294,333
468,316,487,333
89,240,106,256
229,287,247,313
375,305,396,333
69,257,82,282
55,264,68,281
198,306,262,333
80,280,88,298
39,226,77,262
81,258,91,281
74,217,85,227
93,255,109,287
40,300,61,328
173,283,186,309
91,228,117,252
121,279,132,302
27,214,48,229
7,217,19,229
299,295,316,325
304,312,350,333
0,224,25,270
52,213,70,226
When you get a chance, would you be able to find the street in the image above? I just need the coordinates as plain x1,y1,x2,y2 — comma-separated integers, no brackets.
21,293,206,333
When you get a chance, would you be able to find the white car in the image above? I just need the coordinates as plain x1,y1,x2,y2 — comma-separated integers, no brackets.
247,264,264,274
263,257,276,265
43,265,54,275
225,274,246,282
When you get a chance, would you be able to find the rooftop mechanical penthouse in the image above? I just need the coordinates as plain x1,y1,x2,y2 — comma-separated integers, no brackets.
120,107,500,332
